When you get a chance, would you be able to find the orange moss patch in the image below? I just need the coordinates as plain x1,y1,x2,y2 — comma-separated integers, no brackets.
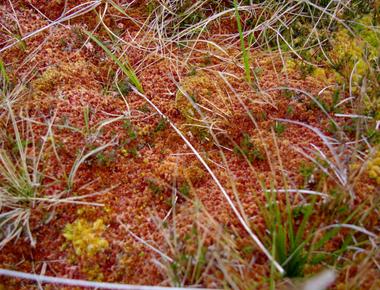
0,1,379,289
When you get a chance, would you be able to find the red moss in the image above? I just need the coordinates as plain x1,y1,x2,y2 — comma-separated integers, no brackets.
0,1,379,289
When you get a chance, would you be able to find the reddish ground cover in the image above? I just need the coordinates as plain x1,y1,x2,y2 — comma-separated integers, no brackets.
0,1,379,289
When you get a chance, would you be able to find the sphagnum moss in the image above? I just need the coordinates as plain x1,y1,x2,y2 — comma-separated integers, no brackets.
1,1,380,289
63,218,109,257
368,149,380,185
175,70,231,126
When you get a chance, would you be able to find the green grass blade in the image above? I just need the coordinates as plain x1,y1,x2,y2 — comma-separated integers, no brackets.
233,0,251,86
84,30,143,93
295,199,315,246
0,59,9,84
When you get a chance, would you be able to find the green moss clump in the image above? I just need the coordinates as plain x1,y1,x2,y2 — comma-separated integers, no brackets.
175,70,231,139
63,218,109,257
330,29,368,82
368,150,380,185
330,16,379,81
32,66,62,92
32,60,95,94
328,15,380,118
183,165,205,185
233,133,265,162
83,264,105,281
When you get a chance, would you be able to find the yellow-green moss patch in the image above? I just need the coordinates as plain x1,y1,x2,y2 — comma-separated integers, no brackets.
368,150,380,185
63,218,109,257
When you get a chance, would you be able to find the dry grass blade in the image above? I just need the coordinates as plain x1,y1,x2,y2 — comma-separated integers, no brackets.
0,268,214,290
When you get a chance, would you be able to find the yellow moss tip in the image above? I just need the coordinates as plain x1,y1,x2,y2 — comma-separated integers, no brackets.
368,151,380,185
63,218,109,257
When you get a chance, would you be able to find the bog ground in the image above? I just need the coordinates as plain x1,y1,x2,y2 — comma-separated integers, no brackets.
0,1,379,289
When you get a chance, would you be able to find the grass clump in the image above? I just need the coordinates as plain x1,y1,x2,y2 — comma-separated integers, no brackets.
262,189,314,278
151,200,260,289
261,187,374,281
163,225,209,287
0,103,47,248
